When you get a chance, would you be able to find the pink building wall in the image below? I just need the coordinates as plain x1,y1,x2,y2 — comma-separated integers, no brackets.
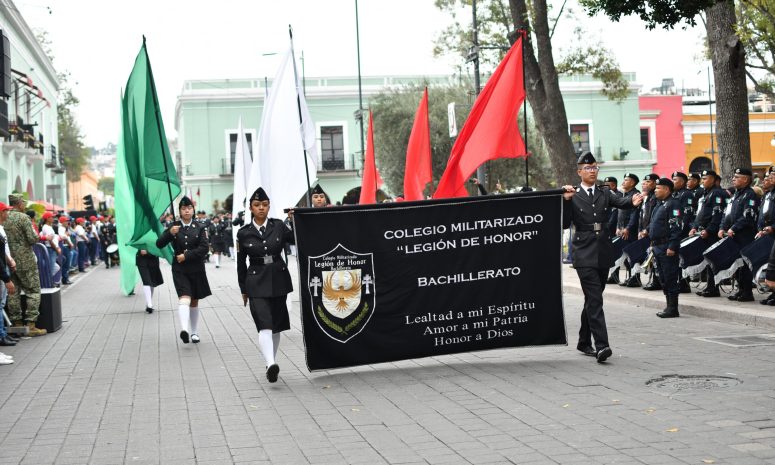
639,95,685,176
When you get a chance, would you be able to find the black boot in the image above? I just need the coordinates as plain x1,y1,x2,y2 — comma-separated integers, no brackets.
657,295,680,318
762,293,775,305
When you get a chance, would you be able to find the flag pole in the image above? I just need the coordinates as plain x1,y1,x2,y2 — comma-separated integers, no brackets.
144,36,177,220
519,29,529,190
288,25,313,206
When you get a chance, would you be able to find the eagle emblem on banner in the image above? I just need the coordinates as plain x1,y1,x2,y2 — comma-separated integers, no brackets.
308,244,376,343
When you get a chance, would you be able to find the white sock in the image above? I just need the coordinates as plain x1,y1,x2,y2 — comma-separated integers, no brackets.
142,286,154,308
229,247,235,257
258,329,275,366
178,304,190,333
272,332,281,359
189,306,199,334
215,254,221,266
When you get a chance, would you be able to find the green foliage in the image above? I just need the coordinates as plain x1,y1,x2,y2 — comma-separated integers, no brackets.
97,176,114,195
434,0,628,101
579,0,718,30
371,81,553,196
737,0,775,96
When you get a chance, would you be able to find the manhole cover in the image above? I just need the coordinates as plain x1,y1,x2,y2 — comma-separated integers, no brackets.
696,334,775,348
646,374,742,391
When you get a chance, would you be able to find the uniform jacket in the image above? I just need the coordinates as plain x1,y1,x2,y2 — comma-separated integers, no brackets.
721,186,759,245
563,186,636,269
237,218,295,298
691,186,725,236
648,198,683,253
208,222,227,246
4,210,38,266
767,239,775,282
607,189,622,236
616,188,640,237
757,189,775,231
155,221,209,274
672,187,695,236
631,193,658,233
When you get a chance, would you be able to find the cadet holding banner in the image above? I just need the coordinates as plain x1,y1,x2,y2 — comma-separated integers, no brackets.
562,152,643,363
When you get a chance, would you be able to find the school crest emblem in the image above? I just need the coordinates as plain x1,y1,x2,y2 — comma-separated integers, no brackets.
308,244,375,342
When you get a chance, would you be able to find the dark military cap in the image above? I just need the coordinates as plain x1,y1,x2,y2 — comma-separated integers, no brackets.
689,172,701,180
623,172,639,183
576,151,596,164
250,187,270,202
671,171,688,181
179,196,194,208
603,176,618,184
656,178,674,190
644,173,659,181
311,184,326,195
734,167,753,177
701,170,718,179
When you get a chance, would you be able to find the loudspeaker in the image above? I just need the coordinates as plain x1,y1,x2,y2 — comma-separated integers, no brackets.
0,30,9,99
0,99,7,137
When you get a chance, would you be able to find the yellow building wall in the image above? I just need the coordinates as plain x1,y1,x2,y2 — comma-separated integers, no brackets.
685,113,775,177
67,171,100,211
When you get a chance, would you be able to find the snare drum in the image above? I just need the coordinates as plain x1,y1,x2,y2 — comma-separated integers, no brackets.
622,237,650,266
703,237,743,284
740,235,775,273
679,235,710,269
106,243,119,254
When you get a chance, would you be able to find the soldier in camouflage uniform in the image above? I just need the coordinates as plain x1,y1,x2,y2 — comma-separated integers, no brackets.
5,194,46,336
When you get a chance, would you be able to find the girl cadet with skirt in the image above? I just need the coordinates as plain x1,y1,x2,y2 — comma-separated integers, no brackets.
237,187,295,383
136,248,163,314
156,196,212,344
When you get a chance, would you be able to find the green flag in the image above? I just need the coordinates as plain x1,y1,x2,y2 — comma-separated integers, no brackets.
116,38,181,295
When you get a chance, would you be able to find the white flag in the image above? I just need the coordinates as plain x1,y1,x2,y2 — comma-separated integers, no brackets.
248,42,317,219
232,117,253,245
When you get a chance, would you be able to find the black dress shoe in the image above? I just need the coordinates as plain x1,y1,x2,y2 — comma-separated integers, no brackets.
577,345,596,356
697,289,720,297
760,294,775,305
180,330,190,344
643,281,662,291
727,293,741,301
0,336,17,346
736,294,754,302
145,307,154,314
266,364,280,383
596,347,613,363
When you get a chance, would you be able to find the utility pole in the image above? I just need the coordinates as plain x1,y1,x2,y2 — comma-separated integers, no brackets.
355,0,365,167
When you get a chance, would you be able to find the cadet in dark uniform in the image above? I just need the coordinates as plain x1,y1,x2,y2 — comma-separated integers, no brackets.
755,166,775,305
635,174,661,290
719,168,760,302
310,184,331,208
208,216,227,268
562,152,643,363
617,173,641,287
136,249,163,313
603,177,620,237
689,170,726,297
687,172,702,204
237,187,295,383
671,172,695,293
156,196,211,343
650,178,683,318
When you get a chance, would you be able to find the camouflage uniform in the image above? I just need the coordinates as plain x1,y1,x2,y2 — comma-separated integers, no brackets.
5,209,41,323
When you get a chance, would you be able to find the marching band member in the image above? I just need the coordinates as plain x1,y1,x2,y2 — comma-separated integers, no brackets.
651,178,683,318
689,170,726,297
156,196,211,343
756,167,775,305
719,168,759,302
237,187,295,383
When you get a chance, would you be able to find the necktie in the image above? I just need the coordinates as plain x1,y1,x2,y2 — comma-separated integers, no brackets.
587,188,593,198
259,225,265,238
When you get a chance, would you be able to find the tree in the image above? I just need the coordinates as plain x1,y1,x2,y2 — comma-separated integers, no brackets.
433,0,630,184
35,30,91,182
580,0,752,181
737,0,775,96
97,176,114,195
370,82,553,196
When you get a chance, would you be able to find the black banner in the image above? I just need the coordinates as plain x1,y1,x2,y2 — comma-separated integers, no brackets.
293,191,567,371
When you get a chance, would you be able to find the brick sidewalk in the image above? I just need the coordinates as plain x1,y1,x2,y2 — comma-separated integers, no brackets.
1,257,775,464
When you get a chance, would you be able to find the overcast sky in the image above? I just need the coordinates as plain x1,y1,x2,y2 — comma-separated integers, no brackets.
17,0,707,148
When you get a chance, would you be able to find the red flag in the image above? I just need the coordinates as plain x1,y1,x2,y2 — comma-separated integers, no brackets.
359,110,384,204
433,34,527,198
404,88,432,201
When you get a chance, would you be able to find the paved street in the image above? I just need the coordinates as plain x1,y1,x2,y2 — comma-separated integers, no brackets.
2,258,775,465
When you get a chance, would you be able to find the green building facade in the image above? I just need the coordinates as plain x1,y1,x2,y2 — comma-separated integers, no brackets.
175,73,648,211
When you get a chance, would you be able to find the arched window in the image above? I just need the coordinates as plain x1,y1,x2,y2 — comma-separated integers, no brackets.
689,157,713,173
